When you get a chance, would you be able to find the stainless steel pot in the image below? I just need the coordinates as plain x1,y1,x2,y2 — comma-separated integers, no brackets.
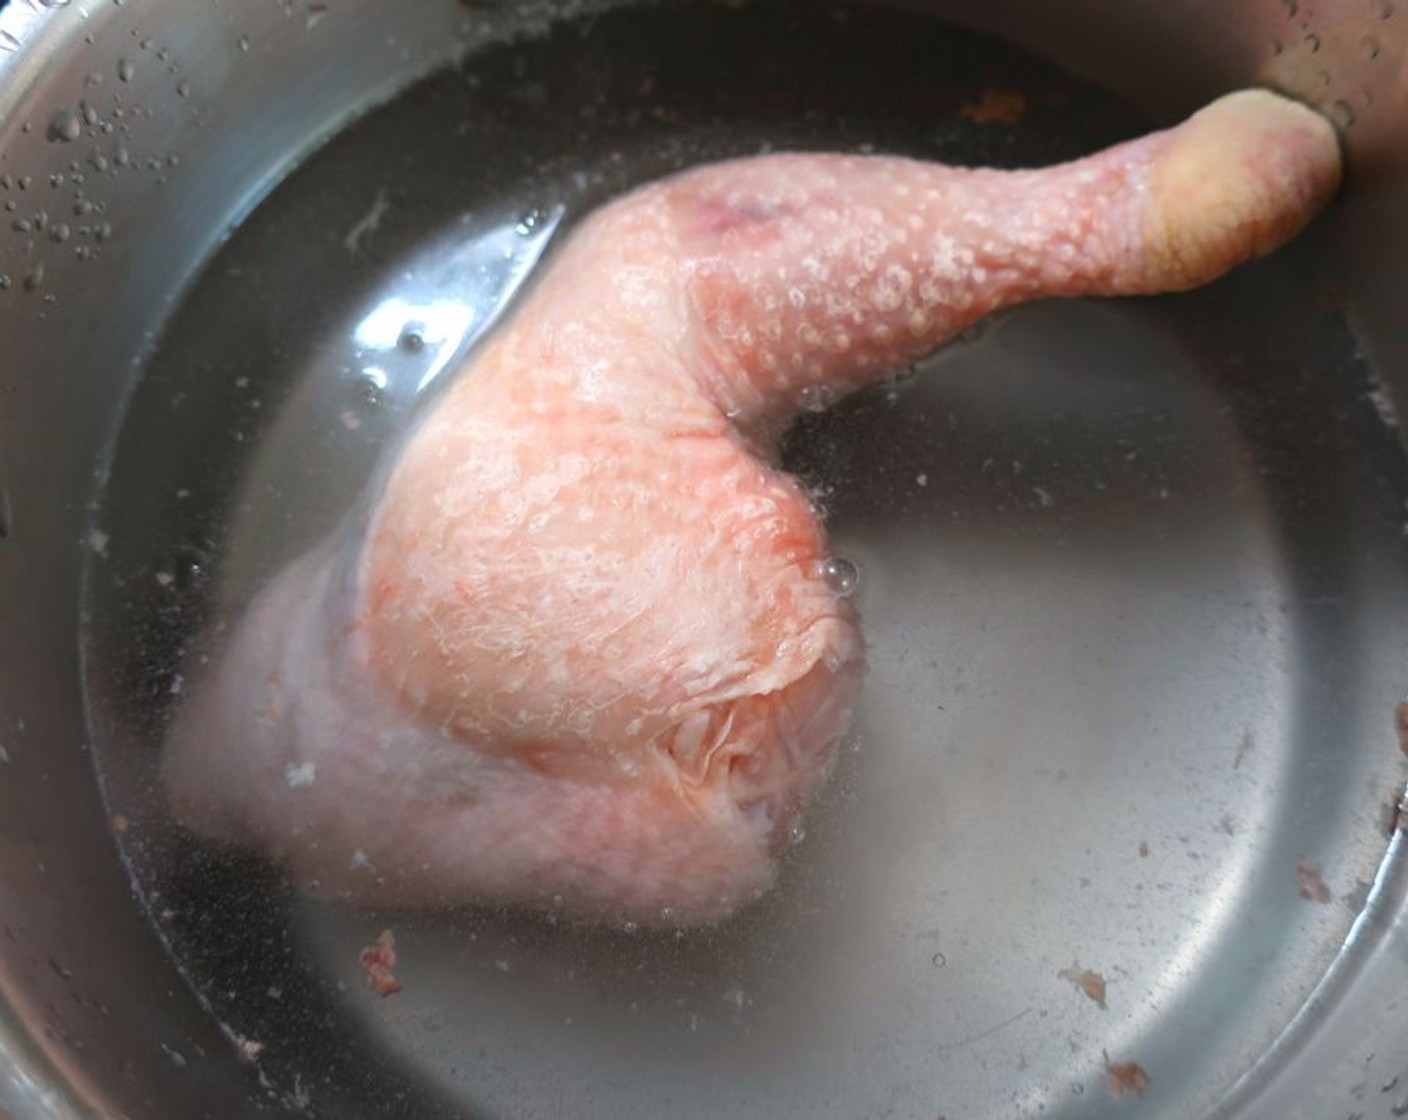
1,1,1406,1117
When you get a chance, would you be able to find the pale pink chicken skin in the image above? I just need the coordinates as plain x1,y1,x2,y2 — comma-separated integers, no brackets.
165,91,1341,926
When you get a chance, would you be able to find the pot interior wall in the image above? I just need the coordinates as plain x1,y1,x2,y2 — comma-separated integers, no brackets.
0,2,1406,1119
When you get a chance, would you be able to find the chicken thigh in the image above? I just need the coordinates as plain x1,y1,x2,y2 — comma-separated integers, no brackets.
165,91,1341,926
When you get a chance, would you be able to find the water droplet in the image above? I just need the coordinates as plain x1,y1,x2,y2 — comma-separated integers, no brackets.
11,217,31,233
1379,0,1396,18
931,952,947,968
176,80,191,98
1330,99,1357,127
515,209,545,236
0,276,10,291
46,108,82,144
114,146,130,168
787,822,806,846
80,101,98,127
22,264,45,292
237,35,251,51
397,323,426,352
1362,33,1383,59
1305,31,1322,51
0,489,11,538
306,2,329,30
90,150,109,173
37,0,74,8
117,57,135,82
50,223,70,244
0,31,21,53
820,556,860,598
623,921,639,934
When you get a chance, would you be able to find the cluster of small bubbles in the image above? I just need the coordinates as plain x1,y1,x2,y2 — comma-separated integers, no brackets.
46,108,82,144
797,383,837,413
820,555,860,598
397,323,426,352
515,209,545,236
354,369,387,406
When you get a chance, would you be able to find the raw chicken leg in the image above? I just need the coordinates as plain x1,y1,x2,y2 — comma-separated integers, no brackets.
165,91,1341,926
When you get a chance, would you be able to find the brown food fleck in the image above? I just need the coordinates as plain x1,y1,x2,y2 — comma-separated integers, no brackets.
1296,856,1332,903
1104,1057,1150,1097
1058,962,1108,1009
960,89,1028,127
359,929,402,997
111,814,130,833
1138,841,1150,858
1396,701,1408,757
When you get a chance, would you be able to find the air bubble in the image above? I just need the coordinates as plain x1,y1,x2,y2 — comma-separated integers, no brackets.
46,108,82,144
398,324,426,352
237,35,251,52
820,556,860,598
354,369,387,406
515,209,545,236
787,822,806,846
1304,31,1322,51
1330,99,1357,127
797,383,837,413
